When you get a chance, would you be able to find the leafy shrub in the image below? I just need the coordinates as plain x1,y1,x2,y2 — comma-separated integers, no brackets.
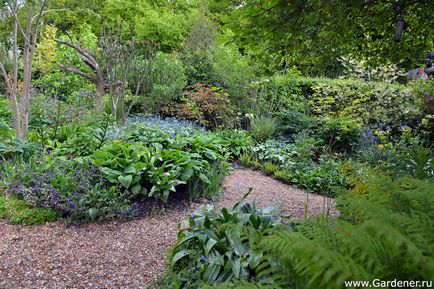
247,138,345,196
143,53,187,113
316,117,361,153
0,194,59,225
276,109,317,136
167,194,285,287
212,45,254,103
181,15,217,86
164,83,239,129
0,98,11,124
254,76,430,144
249,116,277,142
91,141,219,201
250,139,296,165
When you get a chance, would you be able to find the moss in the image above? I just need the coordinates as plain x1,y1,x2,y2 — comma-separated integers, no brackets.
0,194,59,225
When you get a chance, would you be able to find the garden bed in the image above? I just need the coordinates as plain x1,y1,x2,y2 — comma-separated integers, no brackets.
0,169,337,288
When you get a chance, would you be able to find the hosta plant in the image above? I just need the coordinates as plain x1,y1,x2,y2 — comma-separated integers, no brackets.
168,191,288,287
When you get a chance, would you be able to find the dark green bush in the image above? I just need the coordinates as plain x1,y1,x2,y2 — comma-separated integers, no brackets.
143,53,187,113
276,109,317,136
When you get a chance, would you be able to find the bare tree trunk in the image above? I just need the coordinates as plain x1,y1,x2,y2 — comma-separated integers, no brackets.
4,0,46,139
11,8,21,137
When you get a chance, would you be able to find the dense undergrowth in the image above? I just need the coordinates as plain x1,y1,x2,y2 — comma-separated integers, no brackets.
1,115,252,223
158,169,434,288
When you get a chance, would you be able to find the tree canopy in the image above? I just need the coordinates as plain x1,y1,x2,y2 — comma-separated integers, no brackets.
217,0,434,75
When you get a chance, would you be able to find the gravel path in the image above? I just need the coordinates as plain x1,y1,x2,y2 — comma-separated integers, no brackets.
0,168,338,288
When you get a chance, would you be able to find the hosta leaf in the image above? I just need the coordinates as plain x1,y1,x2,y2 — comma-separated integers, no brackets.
123,164,137,174
180,168,194,181
199,173,211,184
131,184,142,194
231,258,241,279
118,175,133,188
88,208,98,220
203,264,221,283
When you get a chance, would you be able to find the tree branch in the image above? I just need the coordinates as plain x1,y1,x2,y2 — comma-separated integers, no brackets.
56,63,96,83
31,1,47,46
7,4,30,43
0,63,11,94
54,38,98,69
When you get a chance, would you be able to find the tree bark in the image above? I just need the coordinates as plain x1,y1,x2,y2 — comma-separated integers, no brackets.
4,0,46,139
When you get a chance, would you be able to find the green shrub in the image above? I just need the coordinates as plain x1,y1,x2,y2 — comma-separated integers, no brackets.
144,53,187,113
276,109,317,136
212,45,254,104
249,116,277,142
316,117,361,153
0,194,59,225
181,15,216,86
248,138,345,196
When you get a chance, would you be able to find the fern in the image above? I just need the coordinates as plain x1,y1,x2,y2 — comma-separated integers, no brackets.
260,174,434,288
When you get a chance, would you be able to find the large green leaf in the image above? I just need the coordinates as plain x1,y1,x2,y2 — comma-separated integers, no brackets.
171,249,194,266
118,175,133,188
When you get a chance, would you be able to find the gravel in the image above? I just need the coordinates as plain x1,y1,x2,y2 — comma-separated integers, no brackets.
0,168,338,288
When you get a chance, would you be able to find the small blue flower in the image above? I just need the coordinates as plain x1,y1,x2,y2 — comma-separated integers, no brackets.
201,256,208,263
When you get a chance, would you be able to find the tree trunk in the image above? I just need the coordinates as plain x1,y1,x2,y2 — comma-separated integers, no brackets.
95,80,106,111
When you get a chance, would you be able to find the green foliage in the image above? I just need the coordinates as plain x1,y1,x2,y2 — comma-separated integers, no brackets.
247,138,345,196
260,174,434,288
212,45,254,103
181,15,217,85
222,0,434,75
103,0,196,50
0,100,38,159
249,116,277,142
316,117,361,153
36,24,97,97
0,194,59,225
276,109,317,136
0,156,129,223
189,172,434,289
91,141,217,201
144,53,187,113
406,144,433,180
167,194,285,287
165,83,239,129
